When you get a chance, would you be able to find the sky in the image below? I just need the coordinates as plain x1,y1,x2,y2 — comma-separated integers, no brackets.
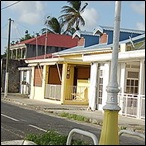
1,1,145,54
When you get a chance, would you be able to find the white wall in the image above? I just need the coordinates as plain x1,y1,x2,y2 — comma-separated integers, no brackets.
30,65,46,101
89,63,98,110
100,62,110,110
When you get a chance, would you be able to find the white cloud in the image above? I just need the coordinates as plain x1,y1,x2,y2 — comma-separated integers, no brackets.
136,22,145,31
3,1,45,25
131,1,145,15
19,13,42,25
81,8,99,31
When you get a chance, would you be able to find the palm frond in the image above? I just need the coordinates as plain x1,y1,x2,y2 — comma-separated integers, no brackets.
80,3,88,13
67,1,81,11
60,6,77,14
59,1,87,31
45,17,62,34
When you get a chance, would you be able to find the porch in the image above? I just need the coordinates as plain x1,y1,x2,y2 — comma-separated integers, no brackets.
44,84,145,120
44,84,89,105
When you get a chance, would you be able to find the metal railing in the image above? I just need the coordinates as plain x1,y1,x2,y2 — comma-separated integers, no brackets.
66,128,98,145
119,130,145,140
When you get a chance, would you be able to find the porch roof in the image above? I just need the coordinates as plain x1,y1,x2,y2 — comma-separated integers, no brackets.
26,57,89,66
83,49,145,62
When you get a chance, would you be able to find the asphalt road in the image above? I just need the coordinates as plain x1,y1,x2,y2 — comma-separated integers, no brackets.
1,101,145,145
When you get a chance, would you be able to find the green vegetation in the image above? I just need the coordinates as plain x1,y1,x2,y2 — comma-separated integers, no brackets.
25,130,88,145
58,112,90,122
59,1,88,31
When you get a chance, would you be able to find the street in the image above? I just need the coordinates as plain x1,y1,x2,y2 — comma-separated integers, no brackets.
1,101,145,145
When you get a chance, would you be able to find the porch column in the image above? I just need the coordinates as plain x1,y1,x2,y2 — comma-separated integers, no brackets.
88,62,98,110
42,65,47,99
20,71,23,94
138,60,145,95
16,49,18,59
30,66,35,99
137,60,145,119
119,62,126,114
102,62,110,108
25,47,27,59
61,63,68,104
21,47,23,59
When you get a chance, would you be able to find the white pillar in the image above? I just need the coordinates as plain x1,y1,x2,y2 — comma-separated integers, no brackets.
20,71,23,94
30,67,35,99
138,60,145,95
102,62,110,108
4,73,9,97
42,65,47,99
21,48,22,58
137,60,145,119
118,62,126,114
88,63,98,110
16,49,18,59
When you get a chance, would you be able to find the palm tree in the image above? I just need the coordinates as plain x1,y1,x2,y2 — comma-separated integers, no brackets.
59,1,88,31
20,30,34,42
42,16,64,34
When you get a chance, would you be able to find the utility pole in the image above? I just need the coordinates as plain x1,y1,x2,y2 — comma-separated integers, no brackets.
44,27,48,59
99,1,121,144
4,18,13,98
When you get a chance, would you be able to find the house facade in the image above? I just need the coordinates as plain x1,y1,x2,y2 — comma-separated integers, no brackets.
7,33,78,95
9,33,79,59
83,35,145,119
21,26,145,119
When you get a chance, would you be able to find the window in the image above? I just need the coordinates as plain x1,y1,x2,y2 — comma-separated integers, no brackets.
126,79,138,94
98,65,104,104
125,63,140,94
126,71,139,94
34,66,43,86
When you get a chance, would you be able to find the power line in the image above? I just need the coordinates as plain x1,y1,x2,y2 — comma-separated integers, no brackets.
1,1,21,10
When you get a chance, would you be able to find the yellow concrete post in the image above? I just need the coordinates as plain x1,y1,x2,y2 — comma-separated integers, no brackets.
99,110,119,145
99,1,121,145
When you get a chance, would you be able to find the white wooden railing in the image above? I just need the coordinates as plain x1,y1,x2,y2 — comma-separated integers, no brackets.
118,93,145,120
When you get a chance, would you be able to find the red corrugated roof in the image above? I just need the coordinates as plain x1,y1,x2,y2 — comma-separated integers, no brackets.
15,33,78,48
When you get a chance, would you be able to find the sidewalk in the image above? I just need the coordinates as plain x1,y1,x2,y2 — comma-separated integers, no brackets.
1,93,145,134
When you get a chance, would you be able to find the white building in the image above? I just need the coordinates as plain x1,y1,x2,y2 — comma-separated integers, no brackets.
83,34,145,119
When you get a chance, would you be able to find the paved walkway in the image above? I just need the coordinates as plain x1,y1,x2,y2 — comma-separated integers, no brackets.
1,93,145,134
